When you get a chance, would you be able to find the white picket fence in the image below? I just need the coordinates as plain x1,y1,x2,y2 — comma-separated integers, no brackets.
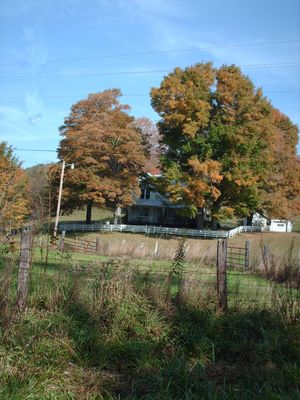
58,222,266,239
226,225,265,238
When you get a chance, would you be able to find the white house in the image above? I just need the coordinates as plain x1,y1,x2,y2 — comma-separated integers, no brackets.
127,172,198,227
251,213,293,232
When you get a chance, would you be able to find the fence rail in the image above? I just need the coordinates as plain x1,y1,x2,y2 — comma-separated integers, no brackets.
58,222,266,239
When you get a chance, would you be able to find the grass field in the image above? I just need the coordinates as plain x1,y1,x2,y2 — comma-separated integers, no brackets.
0,251,299,399
3,229,298,312
58,230,300,271
1,215,300,399
1,227,300,399
293,216,300,232
53,207,300,261
59,207,115,224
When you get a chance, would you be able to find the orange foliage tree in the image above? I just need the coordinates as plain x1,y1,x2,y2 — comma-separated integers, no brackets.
57,89,146,223
0,142,30,232
151,63,299,227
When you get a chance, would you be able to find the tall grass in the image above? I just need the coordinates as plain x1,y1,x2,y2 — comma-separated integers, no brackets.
0,242,299,399
259,239,300,321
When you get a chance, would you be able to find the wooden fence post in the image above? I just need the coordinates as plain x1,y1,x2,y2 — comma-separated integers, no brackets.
154,241,159,256
217,239,228,313
95,237,100,253
16,228,33,311
245,240,250,270
59,231,65,251
262,245,270,278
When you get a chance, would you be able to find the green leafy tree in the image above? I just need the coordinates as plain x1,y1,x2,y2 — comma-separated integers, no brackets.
57,89,146,223
151,63,299,226
259,108,300,219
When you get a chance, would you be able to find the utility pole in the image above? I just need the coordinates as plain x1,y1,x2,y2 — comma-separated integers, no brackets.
53,161,74,237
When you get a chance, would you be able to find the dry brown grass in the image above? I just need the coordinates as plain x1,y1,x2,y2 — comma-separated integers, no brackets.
229,232,300,269
82,232,218,264
72,231,300,268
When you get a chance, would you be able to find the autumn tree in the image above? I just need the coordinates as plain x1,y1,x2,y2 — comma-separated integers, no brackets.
151,63,299,227
0,142,31,232
57,89,146,224
259,109,300,219
26,164,51,221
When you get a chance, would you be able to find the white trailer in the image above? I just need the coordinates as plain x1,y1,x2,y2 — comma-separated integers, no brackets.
269,220,293,233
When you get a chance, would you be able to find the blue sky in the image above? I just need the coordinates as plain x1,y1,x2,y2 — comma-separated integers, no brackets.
0,0,300,167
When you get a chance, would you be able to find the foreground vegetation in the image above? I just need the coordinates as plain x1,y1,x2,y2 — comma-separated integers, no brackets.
0,248,300,399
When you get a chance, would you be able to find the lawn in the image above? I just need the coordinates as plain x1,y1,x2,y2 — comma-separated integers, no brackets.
58,207,115,224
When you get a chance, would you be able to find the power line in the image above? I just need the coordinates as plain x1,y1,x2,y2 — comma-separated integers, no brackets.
0,89,299,101
0,69,165,81
0,61,300,82
14,149,152,157
15,148,57,152
1,39,299,67
0,94,148,99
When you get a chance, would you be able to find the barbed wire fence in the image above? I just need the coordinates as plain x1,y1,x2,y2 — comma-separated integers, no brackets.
0,230,299,319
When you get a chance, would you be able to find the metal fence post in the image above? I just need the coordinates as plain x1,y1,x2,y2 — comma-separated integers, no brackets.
217,239,228,313
16,228,33,311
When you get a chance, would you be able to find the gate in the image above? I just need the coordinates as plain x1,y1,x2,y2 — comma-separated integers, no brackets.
226,240,250,270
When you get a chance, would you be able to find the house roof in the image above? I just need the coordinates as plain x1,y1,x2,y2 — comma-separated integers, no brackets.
146,167,161,176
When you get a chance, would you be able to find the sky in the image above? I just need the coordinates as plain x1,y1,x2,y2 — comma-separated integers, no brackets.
0,0,300,168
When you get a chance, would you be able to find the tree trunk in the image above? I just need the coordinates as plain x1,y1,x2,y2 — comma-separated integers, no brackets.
246,213,253,226
210,219,220,230
210,200,222,229
196,209,204,230
86,201,93,224
114,205,122,225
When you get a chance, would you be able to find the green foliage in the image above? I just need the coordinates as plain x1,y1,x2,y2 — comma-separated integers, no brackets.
151,63,300,222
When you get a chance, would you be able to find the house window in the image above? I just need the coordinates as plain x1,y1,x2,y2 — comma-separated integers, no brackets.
140,207,150,217
140,188,150,199
276,223,285,227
